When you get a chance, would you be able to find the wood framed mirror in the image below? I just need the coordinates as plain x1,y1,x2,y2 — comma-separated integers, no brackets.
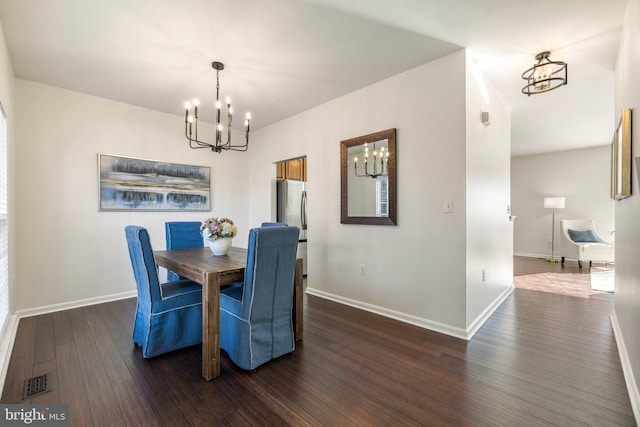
340,128,397,225
611,108,632,200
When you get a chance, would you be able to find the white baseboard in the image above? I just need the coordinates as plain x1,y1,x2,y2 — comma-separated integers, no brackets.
513,252,548,259
14,290,136,319
306,288,483,340
305,285,513,341
465,285,514,339
0,314,18,397
0,290,136,395
610,312,640,425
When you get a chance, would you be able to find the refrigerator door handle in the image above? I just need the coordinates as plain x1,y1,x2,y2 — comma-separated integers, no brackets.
301,191,307,230
284,180,289,210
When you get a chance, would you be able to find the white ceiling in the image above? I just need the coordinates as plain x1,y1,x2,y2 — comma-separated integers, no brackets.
0,0,628,156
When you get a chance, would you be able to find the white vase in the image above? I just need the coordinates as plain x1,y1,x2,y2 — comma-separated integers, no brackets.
208,237,232,256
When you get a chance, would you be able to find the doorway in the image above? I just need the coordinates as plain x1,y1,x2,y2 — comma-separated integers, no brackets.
275,156,307,277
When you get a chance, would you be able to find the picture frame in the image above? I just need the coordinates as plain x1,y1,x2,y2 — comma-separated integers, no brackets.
98,153,211,211
611,109,632,200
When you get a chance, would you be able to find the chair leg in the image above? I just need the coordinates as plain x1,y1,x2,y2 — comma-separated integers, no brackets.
561,256,565,264
578,260,582,268
589,261,592,267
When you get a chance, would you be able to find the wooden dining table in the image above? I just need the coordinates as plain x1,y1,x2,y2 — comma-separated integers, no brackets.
154,246,304,381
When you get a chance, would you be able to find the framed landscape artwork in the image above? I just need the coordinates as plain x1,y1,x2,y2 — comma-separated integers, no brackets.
611,109,632,200
98,154,211,211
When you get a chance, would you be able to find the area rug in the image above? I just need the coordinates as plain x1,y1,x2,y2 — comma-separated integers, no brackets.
590,267,615,292
514,272,612,298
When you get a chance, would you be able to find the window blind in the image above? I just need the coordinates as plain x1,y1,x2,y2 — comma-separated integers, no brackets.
375,178,388,217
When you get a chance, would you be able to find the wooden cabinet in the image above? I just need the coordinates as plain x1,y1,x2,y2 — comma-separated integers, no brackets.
285,158,306,181
276,157,306,181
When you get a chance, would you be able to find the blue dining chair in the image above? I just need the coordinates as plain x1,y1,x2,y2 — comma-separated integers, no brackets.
219,226,300,370
165,221,203,282
125,225,202,358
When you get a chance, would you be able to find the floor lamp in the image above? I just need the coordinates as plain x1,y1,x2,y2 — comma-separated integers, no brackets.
544,197,565,263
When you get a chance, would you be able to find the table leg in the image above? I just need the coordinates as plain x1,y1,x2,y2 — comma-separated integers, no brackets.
202,271,220,380
294,258,303,342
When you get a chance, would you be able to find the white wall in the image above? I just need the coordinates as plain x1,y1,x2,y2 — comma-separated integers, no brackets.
511,146,615,258
249,49,512,336
465,57,513,329
13,79,250,313
613,0,640,419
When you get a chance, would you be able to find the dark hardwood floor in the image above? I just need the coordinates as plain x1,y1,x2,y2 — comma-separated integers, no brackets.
514,255,597,276
1,257,635,426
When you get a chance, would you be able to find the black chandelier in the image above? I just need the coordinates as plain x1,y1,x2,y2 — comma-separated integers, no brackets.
521,51,567,96
353,142,389,178
183,61,251,153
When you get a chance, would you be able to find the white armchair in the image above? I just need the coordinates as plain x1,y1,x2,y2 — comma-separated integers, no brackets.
559,219,614,268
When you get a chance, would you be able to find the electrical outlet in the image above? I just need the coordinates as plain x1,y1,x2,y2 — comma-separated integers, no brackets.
360,264,366,276
444,200,454,213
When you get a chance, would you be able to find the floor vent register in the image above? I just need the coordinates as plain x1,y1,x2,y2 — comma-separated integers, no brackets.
22,373,51,400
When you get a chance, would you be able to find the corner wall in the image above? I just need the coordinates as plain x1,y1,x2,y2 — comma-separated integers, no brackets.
250,49,513,336
250,50,468,332
612,0,640,420
465,56,513,331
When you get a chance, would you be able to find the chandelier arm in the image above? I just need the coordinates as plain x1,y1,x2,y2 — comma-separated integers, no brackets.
225,139,249,148
225,146,249,152
225,145,249,151
190,140,214,149
185,127,200,147
189,139,214,149
354,168,387,179
212,140,246,152
186,128,217,149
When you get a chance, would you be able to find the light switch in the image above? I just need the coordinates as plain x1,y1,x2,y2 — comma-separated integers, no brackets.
444,200,454,213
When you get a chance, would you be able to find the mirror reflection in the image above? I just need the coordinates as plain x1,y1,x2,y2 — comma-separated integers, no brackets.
340,128,396,225
347,139,389,217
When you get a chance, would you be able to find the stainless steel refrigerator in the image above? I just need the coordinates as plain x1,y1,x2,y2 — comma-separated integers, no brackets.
277,179,307,275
